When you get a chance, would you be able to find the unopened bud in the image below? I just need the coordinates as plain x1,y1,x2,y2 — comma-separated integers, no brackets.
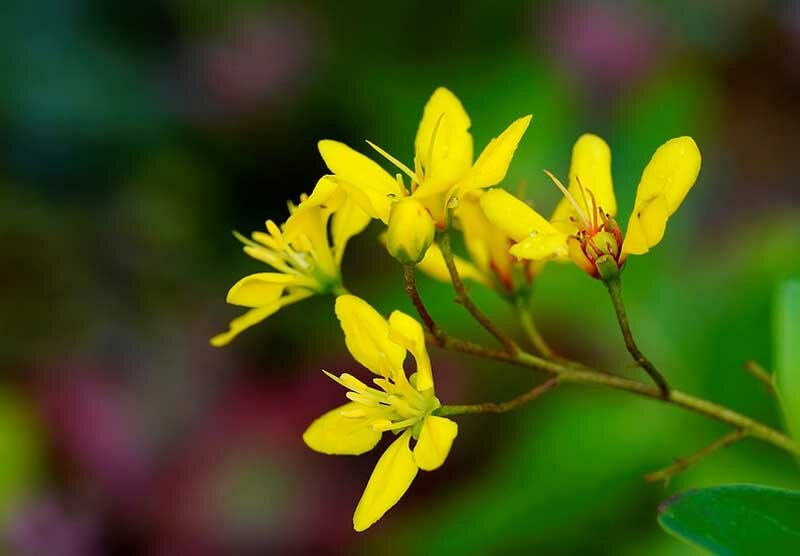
386,198,436,264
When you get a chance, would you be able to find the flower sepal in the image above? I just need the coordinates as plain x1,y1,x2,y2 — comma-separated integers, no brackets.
595,254,622,282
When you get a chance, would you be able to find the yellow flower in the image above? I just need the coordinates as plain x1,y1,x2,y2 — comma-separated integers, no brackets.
415,190,539,294
317,87,532,234
480,134,701,278
303,295,458,531
211,178,370,346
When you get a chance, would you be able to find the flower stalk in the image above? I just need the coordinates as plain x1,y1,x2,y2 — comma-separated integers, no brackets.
515,296,559,360
598,259,670,398
437,229,519,355
402,264,443,341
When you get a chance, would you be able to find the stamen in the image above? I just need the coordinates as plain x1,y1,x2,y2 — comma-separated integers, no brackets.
584,185,599,232
243,246,298,275
346,391,381,407
232,230,261,249
544,170,590,228
574,175,592,223
251,231,278,249
366,140,416,183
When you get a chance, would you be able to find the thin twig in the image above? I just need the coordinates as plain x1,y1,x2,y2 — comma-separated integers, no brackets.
439,377,560,416
402,264,443,341
645,429,748,484
436,230,519,354
603,275,670,398
744,360,776,397
424,331,799,456
515,296,559,359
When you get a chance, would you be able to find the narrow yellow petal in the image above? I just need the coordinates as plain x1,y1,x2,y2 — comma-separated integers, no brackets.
509,233,569,261
283,205,337,278
225,272,311,308
331,195,371,266
210,290,313,347
299,175,345,213
412,415,458,471
335,295,406,378
623,137,701,255
622,194,669,255
303,402,383,455
353,430,418,532
457,115,532,192
551,133,616,230
632,136,702,215
388,311,433,392
414,87,473,194
318,140,404,223
480,188,565,243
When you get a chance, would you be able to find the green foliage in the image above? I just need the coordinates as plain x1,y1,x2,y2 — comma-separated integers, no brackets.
775,280,800,442
658,484,800,555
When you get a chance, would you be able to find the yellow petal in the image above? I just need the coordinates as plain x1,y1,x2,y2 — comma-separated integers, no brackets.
318,140,404,223
415,243,491,287
622,194,669,255
632,136,702,215
414,87,473,195
210,290,313,347
480,188,566,244
388,311,433,392
226,272,313,308
303,402,382,455
353,430,418,532
456,191,515,284
283,205,337,279
412,415,458,471
509,233,569,261
623,137,701,255
299,175,346,213
551,133,616,231
331,195,371,265
335,295,406,378
458,115,532,192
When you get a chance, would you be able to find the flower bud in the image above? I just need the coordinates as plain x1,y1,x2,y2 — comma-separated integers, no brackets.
386,198,436,264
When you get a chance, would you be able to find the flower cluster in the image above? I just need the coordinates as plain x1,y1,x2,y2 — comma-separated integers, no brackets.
212,87,702,530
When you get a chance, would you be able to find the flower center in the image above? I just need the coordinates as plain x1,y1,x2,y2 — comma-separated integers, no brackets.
326,371,439,433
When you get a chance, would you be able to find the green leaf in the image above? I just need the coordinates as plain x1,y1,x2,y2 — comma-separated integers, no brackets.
658,484,800,555
775,279,800,441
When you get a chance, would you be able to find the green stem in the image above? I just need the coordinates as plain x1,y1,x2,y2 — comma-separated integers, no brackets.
515,296,559,359
603,275,670,398
426,331,799,456
436,230,519,355
439,377,559,416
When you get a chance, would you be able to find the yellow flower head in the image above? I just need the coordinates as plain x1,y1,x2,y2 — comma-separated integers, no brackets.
303,295,458,532
211,178,370,346
317,87,532,239
480,134,701,278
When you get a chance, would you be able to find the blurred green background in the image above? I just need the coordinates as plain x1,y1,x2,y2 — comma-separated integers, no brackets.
2,0,799,554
